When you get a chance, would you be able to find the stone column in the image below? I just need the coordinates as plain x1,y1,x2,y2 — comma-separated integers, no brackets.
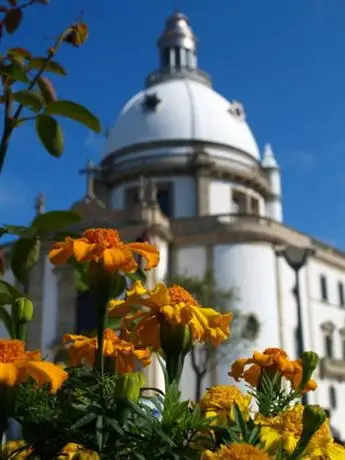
26,251,46,350
54,265,77,339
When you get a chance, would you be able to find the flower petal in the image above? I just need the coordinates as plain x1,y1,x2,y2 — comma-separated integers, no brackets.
125,242,160,270
24,361,68,393
102,247,132,271
0,362,20,386
49,240,73,265
73,240,95,262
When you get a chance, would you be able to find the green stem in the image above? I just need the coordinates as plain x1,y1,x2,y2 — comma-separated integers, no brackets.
165,353,185,386
95,297,108,376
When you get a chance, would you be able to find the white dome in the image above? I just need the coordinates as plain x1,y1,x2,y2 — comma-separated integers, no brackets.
105,79,260,160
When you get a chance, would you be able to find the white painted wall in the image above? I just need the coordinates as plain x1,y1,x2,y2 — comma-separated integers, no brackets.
176,247,206,279
214,243,280,384
0,269,15,339
41,257,58,358
111,176,196,218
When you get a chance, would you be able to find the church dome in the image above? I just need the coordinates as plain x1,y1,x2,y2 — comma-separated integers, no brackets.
105,79,260,160
104,12,260,162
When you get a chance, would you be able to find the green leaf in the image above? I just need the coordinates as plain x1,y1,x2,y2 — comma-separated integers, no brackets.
13,90,43,113
126,268,147,284
29,58,66,76
11,237,40,285
4,8,22,34
31,211,82,235
70,412,97,430
233,403,248,441
0,305,14,337
0,279,22,305
35,114,64,157
3,59,28,83
45,100,101,133
37,76,56,104
7,47,32,60
1,225,36,237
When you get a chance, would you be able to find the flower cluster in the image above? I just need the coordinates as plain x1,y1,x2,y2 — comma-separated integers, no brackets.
1,227,344,459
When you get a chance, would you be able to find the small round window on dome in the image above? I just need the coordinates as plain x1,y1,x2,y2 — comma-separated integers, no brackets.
142,93,162,112
228,101,246,121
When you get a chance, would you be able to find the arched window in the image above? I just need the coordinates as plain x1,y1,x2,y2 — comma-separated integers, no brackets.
329,386,337,409
325,335,334,358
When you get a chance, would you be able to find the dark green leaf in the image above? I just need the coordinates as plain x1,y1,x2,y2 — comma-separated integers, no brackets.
1,225,36,237
0,305,14,337
29,58,66,76
49,231,81,242
74,264,89,293
13,90,43,112
4,8,22,34
3,59,28,83
7,47,32,60
0,279,22,305
31,210,82,234
112,274,127,298
35,114,64,157
37,76,56,104
45,100,101,133
11,237,40,284
70,412,97,430
233,403,248,441
108,317,122,330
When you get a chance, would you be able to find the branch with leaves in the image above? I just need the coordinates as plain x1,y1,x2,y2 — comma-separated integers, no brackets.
0,0,100,172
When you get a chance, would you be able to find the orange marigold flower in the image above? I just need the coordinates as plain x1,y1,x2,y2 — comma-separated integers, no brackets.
0,339,67,393
49,228,159,273
108,281,232,349
229,348,317,392
200,385,252,425
63,329,151,373
201,443,270,459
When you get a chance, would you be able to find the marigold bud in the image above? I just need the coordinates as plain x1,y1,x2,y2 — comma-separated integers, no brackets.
13,297,34,323
301,405,327,443
63,23,88,47
299,351,319,391
115,372,145,404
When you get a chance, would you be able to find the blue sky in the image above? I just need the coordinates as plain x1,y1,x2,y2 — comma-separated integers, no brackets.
1,0,345,249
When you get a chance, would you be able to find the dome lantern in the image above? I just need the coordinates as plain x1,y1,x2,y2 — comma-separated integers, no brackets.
146,12,211,87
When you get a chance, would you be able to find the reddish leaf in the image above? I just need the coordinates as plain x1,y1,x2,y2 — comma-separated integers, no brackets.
7,47,32,60
4,8,22,34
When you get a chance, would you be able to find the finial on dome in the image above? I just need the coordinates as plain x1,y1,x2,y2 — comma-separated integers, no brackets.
158,12,196,57
35,192,45,215
262,143,279,169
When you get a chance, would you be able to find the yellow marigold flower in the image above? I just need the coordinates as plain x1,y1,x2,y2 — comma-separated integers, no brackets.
0,339,67,393
200,385,251,425
63,328,151,373
201,443,270,459
57,443,100,459
229,348,317,392
109,282,232,349
49,228,159,272
0,440,32,459
256,404,345,459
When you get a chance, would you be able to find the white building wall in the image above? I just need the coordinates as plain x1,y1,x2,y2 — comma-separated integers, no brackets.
41,257,58,358
175,245,213,401
306,258,345,438
214,243,280,385
0,269,15,339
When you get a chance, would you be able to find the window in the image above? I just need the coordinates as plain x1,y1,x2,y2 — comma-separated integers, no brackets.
160,48,170,68
250,197,260,215
320,275,328,302
174,47,181,68
232,190,246,214
125,187,139,208
157,186,172,217
338,282,345,307
329,386,337,409
325,334,333,358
